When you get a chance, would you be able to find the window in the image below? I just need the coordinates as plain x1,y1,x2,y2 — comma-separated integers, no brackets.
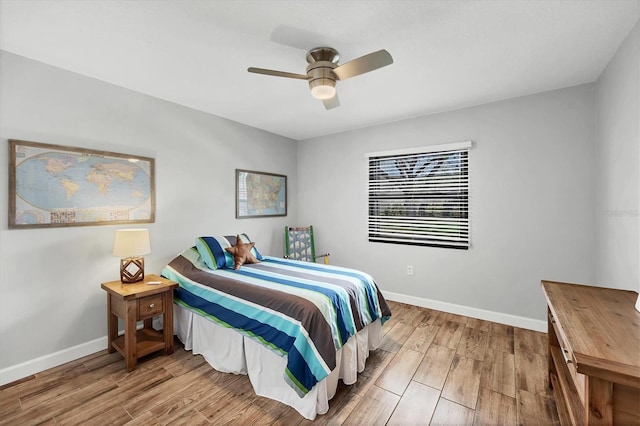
367,141,471,249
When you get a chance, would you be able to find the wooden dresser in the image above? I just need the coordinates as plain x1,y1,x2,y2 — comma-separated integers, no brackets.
541,280,640,425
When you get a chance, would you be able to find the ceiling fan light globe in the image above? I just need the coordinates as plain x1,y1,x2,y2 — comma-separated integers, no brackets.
311,84,336,100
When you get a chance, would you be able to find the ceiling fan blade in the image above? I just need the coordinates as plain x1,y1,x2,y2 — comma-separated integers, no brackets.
247,67,309,80
322,94,340,110
333,49,393,80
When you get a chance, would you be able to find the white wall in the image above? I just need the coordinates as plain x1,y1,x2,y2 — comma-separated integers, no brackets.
297,84,597,323
0,51,298,382
595,20,640,292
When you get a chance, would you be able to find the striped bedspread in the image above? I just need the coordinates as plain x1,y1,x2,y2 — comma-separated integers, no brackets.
162,247,391,397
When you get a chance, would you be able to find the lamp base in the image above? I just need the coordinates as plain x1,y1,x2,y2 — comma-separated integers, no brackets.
120,257,145,283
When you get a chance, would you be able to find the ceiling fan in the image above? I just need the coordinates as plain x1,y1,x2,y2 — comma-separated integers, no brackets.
248,47,393,110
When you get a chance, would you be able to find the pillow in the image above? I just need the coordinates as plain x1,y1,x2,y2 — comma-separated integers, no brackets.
195,236,232,270
196,234,264,270
225,234,260,270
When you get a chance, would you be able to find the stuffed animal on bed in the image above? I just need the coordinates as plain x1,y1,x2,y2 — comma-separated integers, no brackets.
225,235,260,270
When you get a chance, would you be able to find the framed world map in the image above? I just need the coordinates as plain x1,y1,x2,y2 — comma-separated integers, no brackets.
8,140,155,229
235,169,287,218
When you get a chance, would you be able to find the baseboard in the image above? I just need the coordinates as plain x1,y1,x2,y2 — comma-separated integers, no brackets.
0,336,108,387
383,291,547,332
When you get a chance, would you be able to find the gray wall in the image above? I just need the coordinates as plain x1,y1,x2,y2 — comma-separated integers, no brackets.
0,51,298,372
297,84,598,322
595,20,639,292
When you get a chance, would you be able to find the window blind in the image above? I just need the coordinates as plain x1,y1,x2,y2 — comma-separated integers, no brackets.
367,143,470,249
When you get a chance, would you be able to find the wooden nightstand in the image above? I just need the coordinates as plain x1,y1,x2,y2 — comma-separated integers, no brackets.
101,274,178,371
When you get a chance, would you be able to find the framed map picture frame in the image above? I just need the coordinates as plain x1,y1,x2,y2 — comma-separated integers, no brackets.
8,139,155,229
236,169,287,218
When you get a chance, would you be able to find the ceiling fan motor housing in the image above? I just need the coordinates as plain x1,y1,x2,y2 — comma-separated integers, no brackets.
306,47,340,99
307,61,337,98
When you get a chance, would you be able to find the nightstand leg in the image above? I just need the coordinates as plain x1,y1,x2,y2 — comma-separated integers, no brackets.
125,300,138,372
164,292,174,354
107,296,117,353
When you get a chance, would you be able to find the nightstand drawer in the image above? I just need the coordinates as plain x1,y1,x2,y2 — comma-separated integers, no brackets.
138,294,164,319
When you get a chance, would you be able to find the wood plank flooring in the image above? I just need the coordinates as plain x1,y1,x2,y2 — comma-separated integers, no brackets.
0,301,559,425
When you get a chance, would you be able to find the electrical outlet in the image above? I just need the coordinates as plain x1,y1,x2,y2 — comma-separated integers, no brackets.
406,265,414,276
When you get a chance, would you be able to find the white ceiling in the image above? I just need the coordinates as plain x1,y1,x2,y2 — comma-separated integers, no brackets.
1,0,638,141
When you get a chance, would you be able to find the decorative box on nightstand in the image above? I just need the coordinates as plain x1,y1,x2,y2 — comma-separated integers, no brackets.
101,274,178,371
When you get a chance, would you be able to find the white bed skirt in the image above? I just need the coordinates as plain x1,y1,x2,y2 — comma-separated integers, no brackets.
172,303,383,420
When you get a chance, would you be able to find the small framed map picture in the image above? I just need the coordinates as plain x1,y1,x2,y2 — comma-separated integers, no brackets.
236,169,287,218
8,139,155,229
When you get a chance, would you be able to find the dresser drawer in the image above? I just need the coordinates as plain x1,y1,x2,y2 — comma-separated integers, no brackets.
549,310,585,403
138,294,164,319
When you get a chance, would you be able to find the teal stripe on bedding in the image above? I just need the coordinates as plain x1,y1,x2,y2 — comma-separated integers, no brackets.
258,260,374,328
214,268,344,349
173,250,340,339
264,256,383,325
233,267,355,344
195,237,220,270
214,236,236,269
174,298,287,355
162,265,331,383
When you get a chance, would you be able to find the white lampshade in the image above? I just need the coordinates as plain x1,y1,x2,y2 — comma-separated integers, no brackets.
113,229,151,257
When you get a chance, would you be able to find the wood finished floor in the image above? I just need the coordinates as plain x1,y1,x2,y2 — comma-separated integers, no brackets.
0,301,560,425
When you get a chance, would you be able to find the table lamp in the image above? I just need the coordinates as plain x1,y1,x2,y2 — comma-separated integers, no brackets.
113,229,151,283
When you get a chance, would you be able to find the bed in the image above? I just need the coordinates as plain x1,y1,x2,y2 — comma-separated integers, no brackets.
161,234,392,420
